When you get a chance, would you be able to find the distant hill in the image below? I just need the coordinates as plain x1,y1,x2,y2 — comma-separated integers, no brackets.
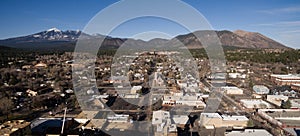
0,28,290,50
173,30,289,49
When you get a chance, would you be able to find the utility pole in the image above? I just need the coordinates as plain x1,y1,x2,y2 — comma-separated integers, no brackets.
61,108,67,135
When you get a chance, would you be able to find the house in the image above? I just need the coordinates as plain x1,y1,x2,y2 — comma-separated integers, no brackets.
34,62,48,68
22,65,32,69
0,120,31,136
130,86,142,94
65,89,74,94
26,89,38,97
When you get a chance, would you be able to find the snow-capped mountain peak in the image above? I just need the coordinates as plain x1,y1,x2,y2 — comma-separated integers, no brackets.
47,27,61,33
10,28,85,42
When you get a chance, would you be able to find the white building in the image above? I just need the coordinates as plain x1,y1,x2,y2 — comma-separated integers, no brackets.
26,89,37,97
199,113,249,129
152,110,189,134
199,113,223,128
221,115,249,129
225,129,272,136
107,114,130,123
162,95,206,108
228,73,247,79
152,110,170,125
240,99,272,109
172,115,189,126
130,85,142,94
221,86,243,95
266,95,288,107
290,99,300,109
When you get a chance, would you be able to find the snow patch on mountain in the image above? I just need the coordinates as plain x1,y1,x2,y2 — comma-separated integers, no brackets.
47,28,61,32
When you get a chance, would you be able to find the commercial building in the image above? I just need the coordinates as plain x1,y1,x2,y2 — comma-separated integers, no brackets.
152,110,189,135
271,74,300,86
225,129,272,136
162,95,206,108
291,84,300,91
221,115,249,129
107,114,130,123
199,113,223,128
258,109,300,128
199,113,249,129
221,86,243,95
228,73,247,79
290,99,300,109
74,111,133,134
240,99,272,109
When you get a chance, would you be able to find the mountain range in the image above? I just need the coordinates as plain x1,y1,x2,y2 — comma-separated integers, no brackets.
0,28,290,50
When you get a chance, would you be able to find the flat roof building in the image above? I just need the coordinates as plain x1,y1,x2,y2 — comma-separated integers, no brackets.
199,113,249,129
258,109,300,128
221,115,249,129
225,129,272,136
221,86,244,95
162,95,206,108
266,95,288,107
240,99,272,109
199,113,223,128
290,99,300,109
291,84,300,91
152,110,189,135
271,74,300,86
107,114,130,123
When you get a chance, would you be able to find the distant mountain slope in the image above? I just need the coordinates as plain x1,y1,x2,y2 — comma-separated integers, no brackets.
0,28,290,50
173,30,288,49
233,30,286,49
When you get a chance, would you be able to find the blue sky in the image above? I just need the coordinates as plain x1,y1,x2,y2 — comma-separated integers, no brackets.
0,0,300,48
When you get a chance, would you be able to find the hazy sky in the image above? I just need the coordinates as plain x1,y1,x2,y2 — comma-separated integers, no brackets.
0,0,300,48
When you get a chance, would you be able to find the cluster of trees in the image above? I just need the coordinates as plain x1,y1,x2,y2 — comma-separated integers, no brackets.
184,48,300,66
281,100,292,109
0,97,14,120
0,46,66,69
226,49,300,64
